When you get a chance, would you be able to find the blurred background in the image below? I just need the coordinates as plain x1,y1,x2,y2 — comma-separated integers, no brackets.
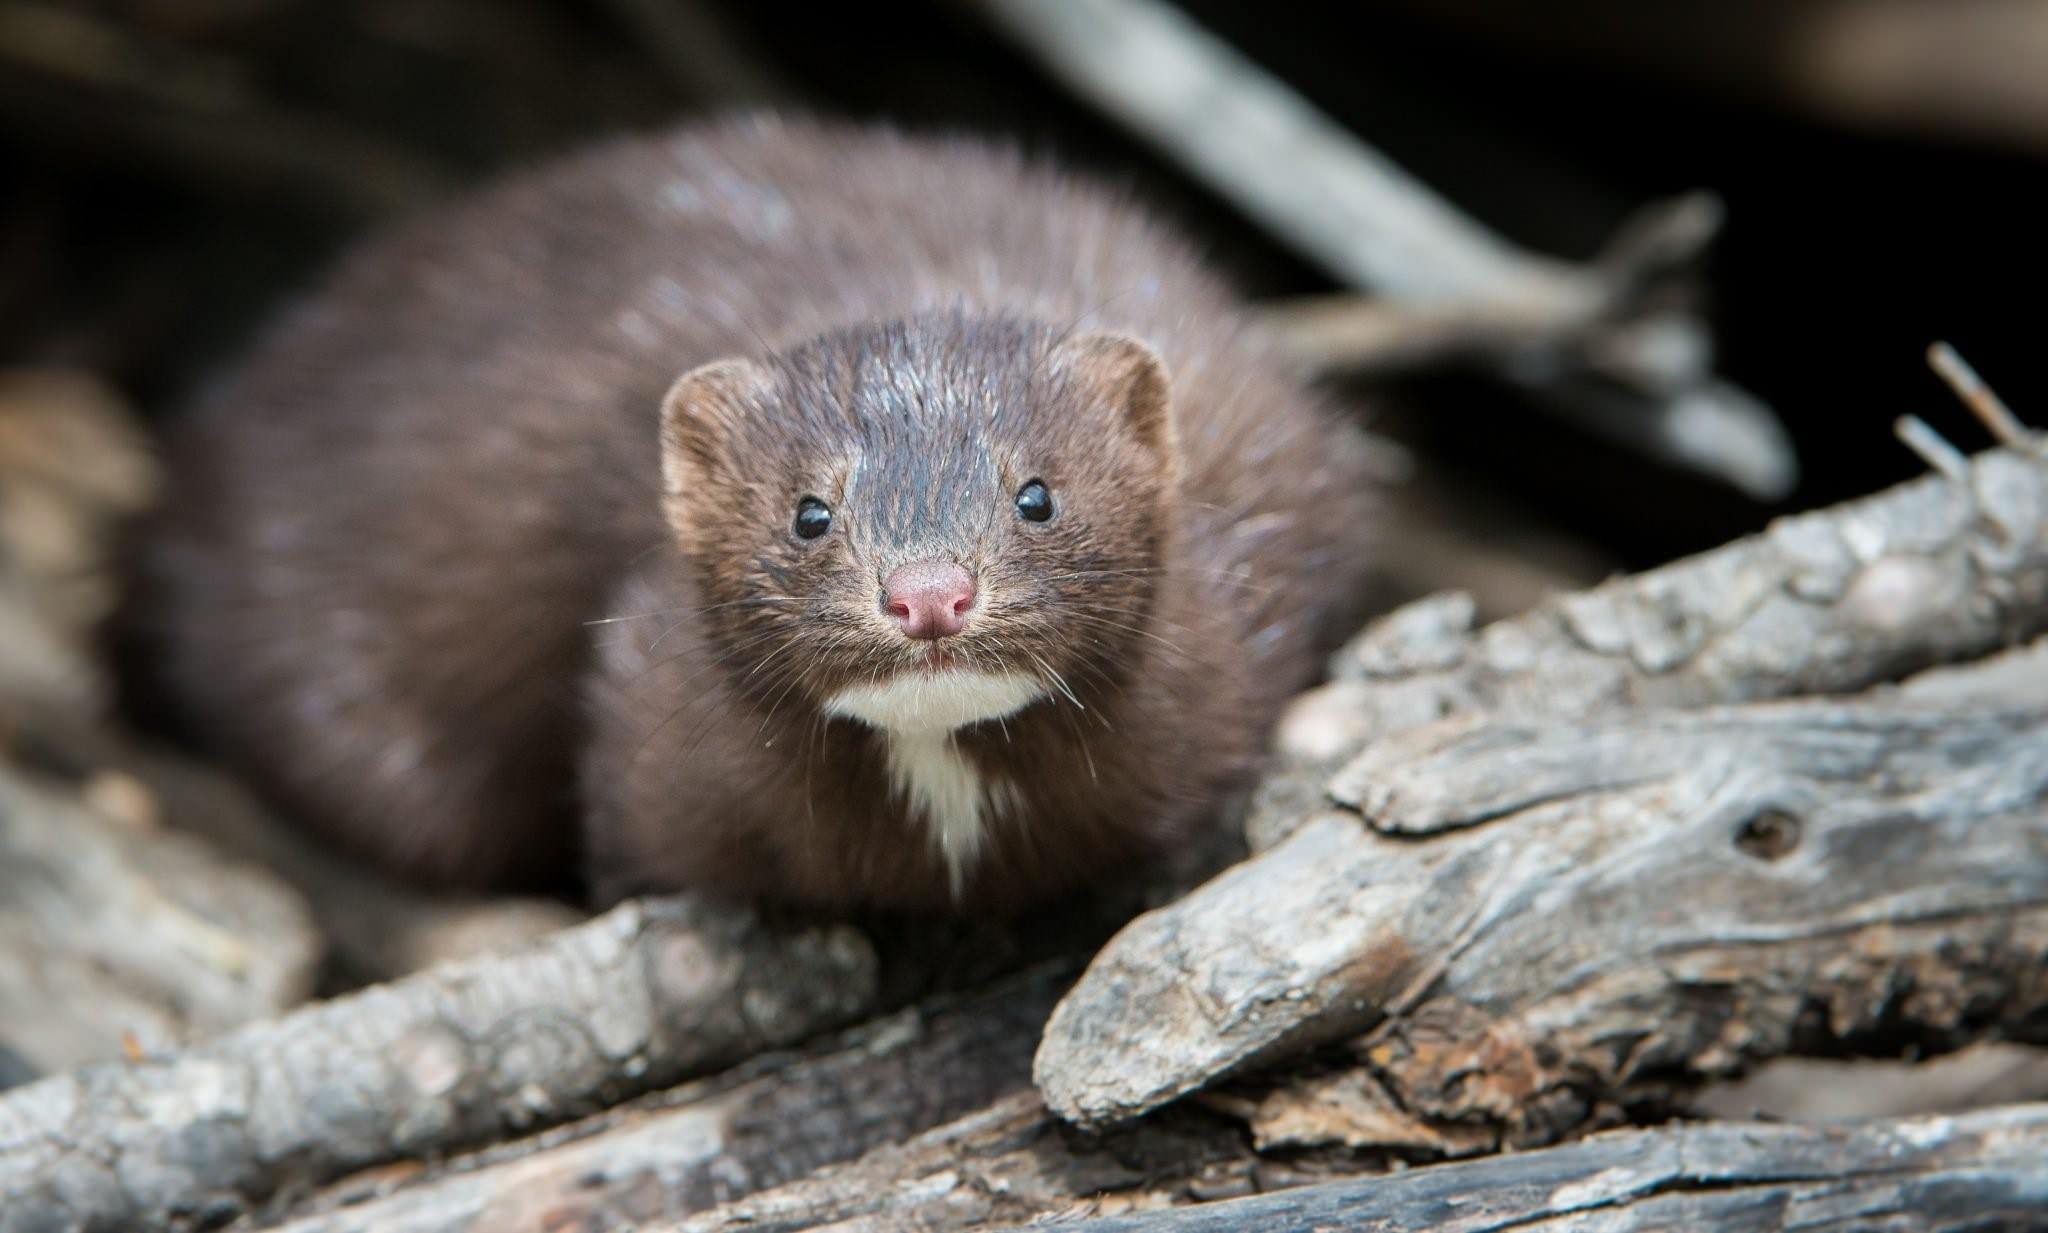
3,0,2045,580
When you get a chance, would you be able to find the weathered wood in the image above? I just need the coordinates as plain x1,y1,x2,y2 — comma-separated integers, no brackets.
663,1092,1264,1233
1259,440,2048,846
979,1104,2048,1233
0,897,876,1233
663,1094,2048,1232
976,0,1794,498
1694,1043,2048,1123
254,963,1070,1232
0,754,318,1086
1037,698,2048,1132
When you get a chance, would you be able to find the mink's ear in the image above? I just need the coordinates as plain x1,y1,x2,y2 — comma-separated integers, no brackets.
659,357,774,538
1051,332,1176,478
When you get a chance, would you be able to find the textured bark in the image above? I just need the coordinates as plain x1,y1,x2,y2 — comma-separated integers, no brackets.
0,896,876,1233
663,1096,2048,1232
0,755,318,1086
1038,697,2048,1132
1257,440,2048,848
663,1092,1262,1233
253,963,1069,1232
980,1105,2048,1233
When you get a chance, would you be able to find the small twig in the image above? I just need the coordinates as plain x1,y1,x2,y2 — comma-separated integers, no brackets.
1928,341,2034,448
1894,415,1971,481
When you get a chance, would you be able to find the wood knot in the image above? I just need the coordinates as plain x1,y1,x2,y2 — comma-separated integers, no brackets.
1734,808,1801,861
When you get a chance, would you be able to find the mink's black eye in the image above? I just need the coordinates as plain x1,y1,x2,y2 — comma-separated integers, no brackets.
1015,479,1053,523
793,497,832,540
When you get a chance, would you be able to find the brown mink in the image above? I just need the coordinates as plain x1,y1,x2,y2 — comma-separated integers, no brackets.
143,116,1380,912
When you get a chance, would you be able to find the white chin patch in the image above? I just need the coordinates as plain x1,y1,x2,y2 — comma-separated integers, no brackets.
823,670,1046,896
822,670,1045,734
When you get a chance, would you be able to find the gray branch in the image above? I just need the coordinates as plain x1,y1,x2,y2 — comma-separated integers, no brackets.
1262,438,2048,847
658,1092,2048,1232
977,0,1795,498
0,897,876,1232
988,1105,2048,1233
258,964,1068,1233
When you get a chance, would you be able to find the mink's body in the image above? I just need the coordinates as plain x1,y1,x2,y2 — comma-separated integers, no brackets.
145,117,1379,910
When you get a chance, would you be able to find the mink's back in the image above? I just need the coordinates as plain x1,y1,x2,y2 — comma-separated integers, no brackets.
146,116,1376,888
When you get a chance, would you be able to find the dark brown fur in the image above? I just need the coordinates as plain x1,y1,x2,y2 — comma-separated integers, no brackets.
143,116,1379,911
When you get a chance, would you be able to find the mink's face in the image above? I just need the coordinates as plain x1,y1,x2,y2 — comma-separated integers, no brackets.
659,314,1176,733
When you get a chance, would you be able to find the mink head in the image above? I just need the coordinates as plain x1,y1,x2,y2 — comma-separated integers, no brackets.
658,311,1177,734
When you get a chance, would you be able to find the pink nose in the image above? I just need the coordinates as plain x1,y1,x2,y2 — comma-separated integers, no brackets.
883,560,976,640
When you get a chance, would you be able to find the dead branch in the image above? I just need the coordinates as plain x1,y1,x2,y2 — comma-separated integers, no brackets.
984,1105,2048,1233
1261,438,2048,840
257,964,1070,1232
976,0,1795,498
663,1092,1258,1233
1039,694,2048,1133
0,897,876,1233
660,1093,2048,1232
1036,437,2048,1131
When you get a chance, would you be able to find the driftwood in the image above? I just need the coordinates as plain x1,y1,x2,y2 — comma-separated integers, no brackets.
997,1105,2048,1233
976,0,1795,498
1038,441,2048,1132
664,1092,1258,1233
257,963,1069,1232
1261,437,2048,842
0,897,875,1233
661,1092,2048,1232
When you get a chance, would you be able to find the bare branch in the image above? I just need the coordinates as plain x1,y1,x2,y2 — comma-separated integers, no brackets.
0,897,876,1232
977,0,1796,498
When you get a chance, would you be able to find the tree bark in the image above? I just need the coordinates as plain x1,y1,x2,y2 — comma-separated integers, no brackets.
1039,443,2048,1133
0,896,875,1233
981,1104,2048,1233
254,964,1070,1232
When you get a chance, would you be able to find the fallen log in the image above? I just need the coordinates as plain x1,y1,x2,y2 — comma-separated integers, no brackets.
1039,441,2048,1132
662,1093,2048,1232
990,1104,2048,1233
0,896,875,1233
1261,438,2048,845
663,1092,1259,1233
258,963,1069,1233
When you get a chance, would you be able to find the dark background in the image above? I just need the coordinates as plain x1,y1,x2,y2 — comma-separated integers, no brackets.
4,0,2040,570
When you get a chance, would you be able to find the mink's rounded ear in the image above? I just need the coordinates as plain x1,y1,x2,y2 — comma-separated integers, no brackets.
1050,332,1176,478
659,357,774,538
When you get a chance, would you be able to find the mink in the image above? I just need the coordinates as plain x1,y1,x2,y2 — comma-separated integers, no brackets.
142,116,1380,912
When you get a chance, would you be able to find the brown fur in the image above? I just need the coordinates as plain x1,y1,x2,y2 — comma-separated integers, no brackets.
142,116,1380,910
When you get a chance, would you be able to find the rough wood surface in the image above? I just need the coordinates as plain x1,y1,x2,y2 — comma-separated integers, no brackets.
249,963,1069,1232
1260,440,2048,846
981,1104,2048,1233
0,754,318,1087
663,1091,1263,1233
1037,694,2048,1132
0,897,876,1233
663,1094,2048,1232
